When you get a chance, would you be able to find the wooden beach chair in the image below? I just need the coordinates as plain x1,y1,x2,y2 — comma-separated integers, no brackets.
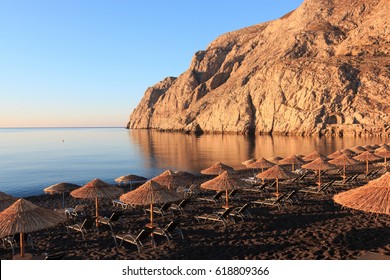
114,227,154,252
66,217,95,240
195,208,233,228
299,180,336,196
152,220,184,243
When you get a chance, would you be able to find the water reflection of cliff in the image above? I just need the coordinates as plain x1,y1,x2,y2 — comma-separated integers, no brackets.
128,130,384,174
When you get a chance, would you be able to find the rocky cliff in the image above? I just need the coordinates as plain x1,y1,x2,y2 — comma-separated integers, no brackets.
128,0,390,137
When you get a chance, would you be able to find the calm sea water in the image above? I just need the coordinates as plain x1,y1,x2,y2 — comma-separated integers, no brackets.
0,127,386,197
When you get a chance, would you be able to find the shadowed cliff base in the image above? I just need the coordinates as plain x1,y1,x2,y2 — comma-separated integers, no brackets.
128,0,390,137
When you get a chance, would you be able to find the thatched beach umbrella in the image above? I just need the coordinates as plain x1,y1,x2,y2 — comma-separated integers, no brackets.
328,150,343,159
353,151,381,174
302,158,336,190
70,178,123,230
115,174,147,189
267,156,284,164
303,151,328,162
375,146,390,165
174,170,195,180
329,154,359,181
44,182,81,208
120,180,182,227
247,158,275,181
334,172,390,215
201,171,249,208
0,191,17,212
151,170,191,190
340,148,356,156
242,158,257,166
278,155,305,171
362,145,375,151
201,162,235,175
0,198,67,258
256,165,297,197
350,145,367,155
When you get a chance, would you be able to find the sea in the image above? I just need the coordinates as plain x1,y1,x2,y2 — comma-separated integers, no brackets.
0,127,386,197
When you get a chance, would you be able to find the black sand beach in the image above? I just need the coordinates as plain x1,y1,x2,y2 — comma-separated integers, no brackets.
1,167,390,260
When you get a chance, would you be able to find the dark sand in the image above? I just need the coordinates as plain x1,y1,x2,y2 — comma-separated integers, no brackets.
1,167,390,260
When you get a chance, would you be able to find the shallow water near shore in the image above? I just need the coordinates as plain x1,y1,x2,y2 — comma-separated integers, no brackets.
0,127,385,197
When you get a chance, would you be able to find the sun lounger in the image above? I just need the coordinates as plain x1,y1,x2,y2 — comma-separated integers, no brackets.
153,220,184,243
114,227,154,252
195,208,233,228
252,193,287,210
144,202,172,219
198,190,224,204
170,198,191,214
65,204,86,218
229,203,252,221
98,211,123,232
66,217,95,240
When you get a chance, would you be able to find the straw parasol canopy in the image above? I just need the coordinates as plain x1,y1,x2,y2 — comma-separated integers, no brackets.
247,158,275,181
0,191,17,212
200,162,235,175
353,151,382,174
151,170,191,190
114,174,147,189
375,146,390,165
302,158,336,190
328,154,359,181
0,198,67,258
334,172,390,215
256,165,298,197
201,171,250,208
362,145,375,151
242,158,257,166
44,182,81,208
303,151,328,162
350,145,367,154
174,170,195,180
247,158,275,171
71,178,123,230
120,180,182,227
278,155,305,171
327,150,343,159
340,148,356,156
267,156,284,164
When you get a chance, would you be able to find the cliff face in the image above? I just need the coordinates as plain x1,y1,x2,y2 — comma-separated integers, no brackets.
128,0,390,136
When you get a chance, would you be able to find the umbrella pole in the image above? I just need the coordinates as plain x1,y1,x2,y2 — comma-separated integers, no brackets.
276,178,279,198
62,192,65,208
150,203,153,226
20,232,24,257
262,168,264,183
96,197,99,233
292,163,295,172
318,170,321,191
366,160,369,174
343,164,346,182
226,190,229,209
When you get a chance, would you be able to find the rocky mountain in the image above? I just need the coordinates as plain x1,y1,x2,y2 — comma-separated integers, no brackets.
127,0,390,137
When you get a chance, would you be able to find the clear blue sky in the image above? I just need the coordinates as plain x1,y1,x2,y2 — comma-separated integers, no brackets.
0,0,303,127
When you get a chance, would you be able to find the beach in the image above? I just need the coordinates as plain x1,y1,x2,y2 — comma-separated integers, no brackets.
1,167,390,260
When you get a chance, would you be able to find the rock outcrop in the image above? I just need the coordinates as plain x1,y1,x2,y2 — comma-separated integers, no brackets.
127,0,390,137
